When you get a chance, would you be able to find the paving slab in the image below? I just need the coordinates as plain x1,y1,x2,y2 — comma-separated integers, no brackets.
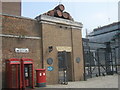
39,74,118,88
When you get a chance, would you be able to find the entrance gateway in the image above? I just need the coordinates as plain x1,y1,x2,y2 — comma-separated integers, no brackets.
5,58,34,89
56,46,73,84
58,51,72,82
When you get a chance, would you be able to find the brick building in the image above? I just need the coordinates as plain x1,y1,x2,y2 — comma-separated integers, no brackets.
2,1,21,16
1,12,84,88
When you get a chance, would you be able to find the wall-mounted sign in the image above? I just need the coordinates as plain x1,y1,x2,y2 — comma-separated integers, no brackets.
15,48,29,53
56,46,72,52
47,58,53,65
47,66,54,71
76,57,81,63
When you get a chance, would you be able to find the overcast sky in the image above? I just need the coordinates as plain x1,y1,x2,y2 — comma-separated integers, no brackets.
22,0,119,37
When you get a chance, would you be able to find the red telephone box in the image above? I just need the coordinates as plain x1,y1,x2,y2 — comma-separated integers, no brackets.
6,58,22,89
21,58,34,88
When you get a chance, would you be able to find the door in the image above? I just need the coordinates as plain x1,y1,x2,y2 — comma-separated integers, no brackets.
24,64,33,88
6,59,21,89
58,51,72,82
21,58,34,88
11,64,20,88
66,52,72,81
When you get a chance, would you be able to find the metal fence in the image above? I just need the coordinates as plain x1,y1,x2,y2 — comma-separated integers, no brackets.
83,39,118,80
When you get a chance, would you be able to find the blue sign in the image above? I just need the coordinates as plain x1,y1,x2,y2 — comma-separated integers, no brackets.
47,66,54,71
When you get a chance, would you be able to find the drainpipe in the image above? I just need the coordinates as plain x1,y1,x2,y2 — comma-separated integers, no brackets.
70,26,75,81
41,24,44,69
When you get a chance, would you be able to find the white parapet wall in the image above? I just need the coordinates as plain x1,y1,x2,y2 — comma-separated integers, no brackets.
118,1,120,21
36,15,83,29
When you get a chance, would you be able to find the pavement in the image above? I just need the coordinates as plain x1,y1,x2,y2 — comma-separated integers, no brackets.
5,75,118,90
44,74,118,88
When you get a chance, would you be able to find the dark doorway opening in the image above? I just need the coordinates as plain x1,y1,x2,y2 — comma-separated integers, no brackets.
58,51,72,83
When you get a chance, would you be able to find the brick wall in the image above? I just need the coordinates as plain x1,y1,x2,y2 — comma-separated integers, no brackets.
1,14,84,87
41,20,84,84
2,15,42,88
42,23,72,84
72,28,84,81
2,2,21,16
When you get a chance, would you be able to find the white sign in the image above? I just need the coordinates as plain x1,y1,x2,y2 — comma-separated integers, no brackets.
43,73,46,76
56,46,72,52
15,48,29,53
40,73,42,76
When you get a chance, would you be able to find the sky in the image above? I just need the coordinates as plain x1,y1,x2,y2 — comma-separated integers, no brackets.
21,0,119,38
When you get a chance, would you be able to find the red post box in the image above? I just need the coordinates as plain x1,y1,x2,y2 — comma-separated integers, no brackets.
36,69,46,87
